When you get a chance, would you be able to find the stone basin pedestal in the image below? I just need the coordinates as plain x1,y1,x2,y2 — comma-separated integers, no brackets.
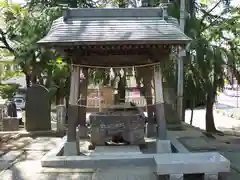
89,104,145,145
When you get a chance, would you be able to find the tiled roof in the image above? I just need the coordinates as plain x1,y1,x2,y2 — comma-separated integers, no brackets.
38,8,191,45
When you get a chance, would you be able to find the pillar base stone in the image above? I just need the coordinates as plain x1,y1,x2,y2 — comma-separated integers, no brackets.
63,141,79,156
145,123,156,137
158,174,183,180
156,140,171,153
78,126,88,138
204,173,218,180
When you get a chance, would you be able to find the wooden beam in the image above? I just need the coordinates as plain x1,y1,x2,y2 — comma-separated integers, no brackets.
65,49,170,67
73,55,152,67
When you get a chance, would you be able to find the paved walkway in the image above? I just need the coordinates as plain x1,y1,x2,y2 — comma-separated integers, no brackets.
0,137,93,179
1,126,240,179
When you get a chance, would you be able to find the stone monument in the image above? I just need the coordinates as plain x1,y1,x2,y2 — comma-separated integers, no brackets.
25,84,51,131
1,100,19,131
7,100,17,117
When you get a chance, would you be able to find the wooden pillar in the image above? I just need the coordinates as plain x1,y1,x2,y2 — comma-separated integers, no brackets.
154,64,167,140
78,67,88,138
154,64,171,153
64,64,80,155
141,66,155,137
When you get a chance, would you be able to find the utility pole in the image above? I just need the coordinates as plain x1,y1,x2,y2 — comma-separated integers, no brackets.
177,0,186,121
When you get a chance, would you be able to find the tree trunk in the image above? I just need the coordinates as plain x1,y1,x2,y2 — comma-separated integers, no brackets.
56,87,61,105
45,66,53,88
64,70,71,125
205,92,217,132
65,95,69,125
190,99,195,125
38,75,44,85
190,108,194,125
25,73,31,88
31,73,37,84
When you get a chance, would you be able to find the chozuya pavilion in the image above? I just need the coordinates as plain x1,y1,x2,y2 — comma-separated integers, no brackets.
38,7,230,180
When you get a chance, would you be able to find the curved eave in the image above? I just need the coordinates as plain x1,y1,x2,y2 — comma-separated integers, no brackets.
38,15,192,48
37,39,191,48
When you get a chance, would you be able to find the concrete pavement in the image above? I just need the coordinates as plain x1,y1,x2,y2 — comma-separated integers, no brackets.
1,128,240,180
218,92,240,108
184,92,240,134
0,137,93,180
185,108,240,134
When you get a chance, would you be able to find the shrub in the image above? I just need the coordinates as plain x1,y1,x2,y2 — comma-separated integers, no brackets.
0,84,20,99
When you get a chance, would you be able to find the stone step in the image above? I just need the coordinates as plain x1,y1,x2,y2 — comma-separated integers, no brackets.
90,146,142,156
92,167,155,180
155,152,230,180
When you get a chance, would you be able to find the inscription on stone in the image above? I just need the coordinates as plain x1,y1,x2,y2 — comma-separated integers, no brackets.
89,104,145,145
100,123,125,129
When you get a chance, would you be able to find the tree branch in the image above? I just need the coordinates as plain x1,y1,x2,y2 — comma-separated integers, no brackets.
199,0,223,27
0,29,15,54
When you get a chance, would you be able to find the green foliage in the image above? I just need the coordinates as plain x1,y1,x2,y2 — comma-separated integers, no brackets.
152,0,239,112
0,0,239,110
1,69,23,80
0,83,20,99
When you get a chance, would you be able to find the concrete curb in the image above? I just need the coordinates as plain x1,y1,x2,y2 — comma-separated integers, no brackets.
179,124,240,173
182,122,240,137
167,132,189,153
